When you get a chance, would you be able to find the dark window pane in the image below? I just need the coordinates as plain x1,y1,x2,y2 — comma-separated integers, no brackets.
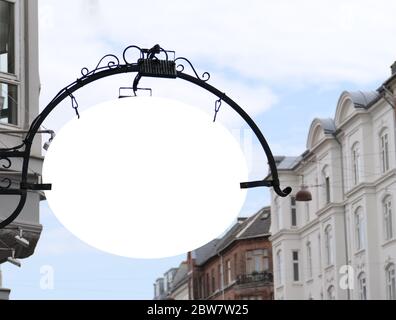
291,208,297,226
293,263,299,281
293,251,298,261
0,0,15,74
326,177,331,203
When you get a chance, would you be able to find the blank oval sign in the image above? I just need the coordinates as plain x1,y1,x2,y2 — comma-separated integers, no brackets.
43,97,248,258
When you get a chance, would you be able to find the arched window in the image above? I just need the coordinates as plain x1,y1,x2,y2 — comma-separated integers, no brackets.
358,272,367,300
327,285,335,300
324,225,333,266
383,196,394,241
352,142,361,185
276,250,283,285
386,263,396,300
354,207,365,251
380,129,390,173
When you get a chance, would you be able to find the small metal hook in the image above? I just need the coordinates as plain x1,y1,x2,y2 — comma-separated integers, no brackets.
213,98,222,123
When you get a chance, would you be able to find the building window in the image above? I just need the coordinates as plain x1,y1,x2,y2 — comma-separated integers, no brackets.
325,177,331,203
384,196,394,241
358,272,367,300
305,202,310,223
327,285,335,300
0,81,17,124
325,225,333,266
291,196,297,227
386,263,396,300
217,264,222,291
276,250,283,285
307,242,313,279
233,253,238,279
380,130,390,173
355,207,365,251
246,249,269,274
318,234,322,271
274,196,282,230
0,0,18,125
211,269,215,293
352,143,360,185
322,166,331,204
0,0,15,74
292,251,300,282
226,260,231,285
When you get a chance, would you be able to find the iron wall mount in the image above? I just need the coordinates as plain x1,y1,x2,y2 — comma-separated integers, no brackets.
0,44,291,229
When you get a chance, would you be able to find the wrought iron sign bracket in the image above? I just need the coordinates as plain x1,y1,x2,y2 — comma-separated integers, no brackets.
0,44,291,229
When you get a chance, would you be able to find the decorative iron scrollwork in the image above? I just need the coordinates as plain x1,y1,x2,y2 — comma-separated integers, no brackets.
175,57,211,82
81,54,121,78
0,157,11,169
0,178,12,189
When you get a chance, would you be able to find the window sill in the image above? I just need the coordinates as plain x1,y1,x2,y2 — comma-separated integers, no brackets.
0,122,22,131
382,238,396,248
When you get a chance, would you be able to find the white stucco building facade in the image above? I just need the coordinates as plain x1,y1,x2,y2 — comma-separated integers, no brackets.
270,63,396,300
0,0,43,299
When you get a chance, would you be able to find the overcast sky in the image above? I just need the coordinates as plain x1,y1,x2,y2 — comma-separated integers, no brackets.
3,0,396,299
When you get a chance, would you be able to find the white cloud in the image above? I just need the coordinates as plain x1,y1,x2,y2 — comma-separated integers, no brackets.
37,0,396,135
40,0,396,85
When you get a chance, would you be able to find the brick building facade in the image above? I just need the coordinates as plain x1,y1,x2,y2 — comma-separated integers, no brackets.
187,207,274,300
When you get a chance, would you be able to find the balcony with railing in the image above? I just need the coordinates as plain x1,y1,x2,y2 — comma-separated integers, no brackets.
236,271,273,286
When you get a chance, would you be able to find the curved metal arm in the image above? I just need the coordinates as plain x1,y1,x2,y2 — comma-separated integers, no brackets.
0,44,291,229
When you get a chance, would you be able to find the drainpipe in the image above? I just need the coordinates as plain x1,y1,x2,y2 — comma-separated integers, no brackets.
333,130,351,300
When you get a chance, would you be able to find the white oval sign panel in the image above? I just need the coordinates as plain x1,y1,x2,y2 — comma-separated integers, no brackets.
43,97,248,259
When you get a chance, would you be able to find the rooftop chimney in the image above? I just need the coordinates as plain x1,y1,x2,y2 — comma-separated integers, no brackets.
391,61,396,75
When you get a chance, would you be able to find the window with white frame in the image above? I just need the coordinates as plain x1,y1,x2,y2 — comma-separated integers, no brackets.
354,207,365,251
358,272,367,300
307,242,313,279
246,249,269,274
327,285,335,300
383,196,393,241
0,0,18,125
352,142,361,185
276,250,283,285
386,263,396,300
380,130,390,173
325,225,333,266
292,250,300,282
291,196,297,227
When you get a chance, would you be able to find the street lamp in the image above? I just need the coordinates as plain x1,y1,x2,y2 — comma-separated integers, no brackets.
295,175,312,202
